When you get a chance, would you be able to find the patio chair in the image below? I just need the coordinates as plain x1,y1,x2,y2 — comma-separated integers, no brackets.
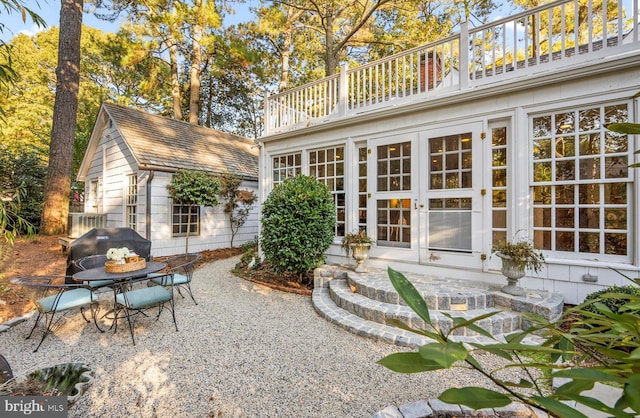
149,253,202,305
114,272,177,345
10,276,102,352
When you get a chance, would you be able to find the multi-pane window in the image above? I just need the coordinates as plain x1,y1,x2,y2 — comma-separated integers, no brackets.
377,199,411,247
532,103,630,257
429,133,472,189
309,146,345,237
125,174,137,230
358,146,368,232
90,180,98,211
377,142,411,191
491,127,508,247
273,153,302,185
172,205,200,237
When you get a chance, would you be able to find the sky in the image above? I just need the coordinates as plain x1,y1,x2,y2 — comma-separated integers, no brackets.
1,0,257,42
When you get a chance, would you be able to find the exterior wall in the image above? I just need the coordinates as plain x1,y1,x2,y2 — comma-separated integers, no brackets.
146,173,259,257
258,66,640,305
82,125,259,258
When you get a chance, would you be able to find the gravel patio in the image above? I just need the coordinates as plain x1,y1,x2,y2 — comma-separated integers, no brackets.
0,255,514,417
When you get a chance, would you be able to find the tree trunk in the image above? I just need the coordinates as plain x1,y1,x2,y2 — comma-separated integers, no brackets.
324,15,337,76
169,39,183,120
40,0,83,235
189,9,203,125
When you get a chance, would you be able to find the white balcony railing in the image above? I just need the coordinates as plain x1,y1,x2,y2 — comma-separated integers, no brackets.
264,0,639,135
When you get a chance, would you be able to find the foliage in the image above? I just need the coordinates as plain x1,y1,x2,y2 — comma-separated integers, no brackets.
583,284,640,315
607,121,640,168
378,267,640,418
493,239,545,273
0,145,46,228
340,229,374,257
218,171,257,248
167,169,220,253
0,185,36,246
260,175,335,279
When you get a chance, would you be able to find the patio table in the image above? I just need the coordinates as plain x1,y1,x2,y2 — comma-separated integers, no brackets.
72,261,166,329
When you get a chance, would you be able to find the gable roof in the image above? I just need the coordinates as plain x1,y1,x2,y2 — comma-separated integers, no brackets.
78,102,258,181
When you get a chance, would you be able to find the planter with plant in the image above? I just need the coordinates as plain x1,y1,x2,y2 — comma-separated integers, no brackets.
341,229,374,273
493,239,545,296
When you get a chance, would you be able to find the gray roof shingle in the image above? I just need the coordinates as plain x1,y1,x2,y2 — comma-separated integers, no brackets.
103,102,258,180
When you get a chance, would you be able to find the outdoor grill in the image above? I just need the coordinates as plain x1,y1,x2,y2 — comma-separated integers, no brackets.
65,227,152,281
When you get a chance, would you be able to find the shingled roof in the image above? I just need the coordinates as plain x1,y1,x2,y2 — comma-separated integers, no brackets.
99,102,258,179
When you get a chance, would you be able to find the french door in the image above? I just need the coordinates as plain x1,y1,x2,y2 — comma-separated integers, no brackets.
419,122,485,269
367,133,420,262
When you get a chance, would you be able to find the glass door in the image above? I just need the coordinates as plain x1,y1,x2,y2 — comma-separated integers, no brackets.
420,122,484,268
368,133,420,262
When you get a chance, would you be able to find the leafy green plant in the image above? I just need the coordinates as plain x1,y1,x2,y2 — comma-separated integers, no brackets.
260,175,335,280
340,229,374,257
583,284,640,315
218,171,257,248
378,267,640,418
607,120,640,168
167,170,220,254
493,239,545,273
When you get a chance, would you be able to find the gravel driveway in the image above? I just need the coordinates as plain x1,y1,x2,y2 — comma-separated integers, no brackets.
0,256,508,417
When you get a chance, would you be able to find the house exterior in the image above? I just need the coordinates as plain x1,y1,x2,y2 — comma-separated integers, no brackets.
257,0,640,304
77,102,259,257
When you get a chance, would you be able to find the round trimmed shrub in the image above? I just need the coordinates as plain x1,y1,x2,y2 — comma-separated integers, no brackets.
583,284,640,314
260,175,336,278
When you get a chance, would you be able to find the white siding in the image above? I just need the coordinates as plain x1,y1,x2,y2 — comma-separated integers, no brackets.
259,65,640,305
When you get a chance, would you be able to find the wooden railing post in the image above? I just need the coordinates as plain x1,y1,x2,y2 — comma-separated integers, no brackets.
459,21,469,90
263,92,270,135
339,63,348,117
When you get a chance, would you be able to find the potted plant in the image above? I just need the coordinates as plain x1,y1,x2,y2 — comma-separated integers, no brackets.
341,229,374,273
493,239,545,296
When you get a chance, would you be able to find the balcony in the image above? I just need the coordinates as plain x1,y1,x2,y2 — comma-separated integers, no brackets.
264,0,639,135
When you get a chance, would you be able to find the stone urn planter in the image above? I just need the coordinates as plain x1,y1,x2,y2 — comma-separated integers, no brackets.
341,229,374,273
493,239,545,297
496,252,527,296
350,243,371,273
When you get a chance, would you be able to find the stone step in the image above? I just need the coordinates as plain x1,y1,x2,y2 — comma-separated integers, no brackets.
313,287,537,349
348,270,497,310
313,287,431,348
329,278,522,337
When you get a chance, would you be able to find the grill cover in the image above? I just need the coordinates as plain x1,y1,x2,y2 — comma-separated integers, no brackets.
65,227,152,279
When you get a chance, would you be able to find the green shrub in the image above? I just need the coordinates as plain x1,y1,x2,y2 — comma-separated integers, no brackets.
583,284,640,314
260,175,336,278
241,238,258,252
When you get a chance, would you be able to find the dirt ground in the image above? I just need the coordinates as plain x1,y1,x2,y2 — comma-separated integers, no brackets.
0,236,244,324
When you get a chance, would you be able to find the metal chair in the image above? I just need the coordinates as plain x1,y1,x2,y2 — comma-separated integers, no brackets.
75,255,114,290
10,276,102,352
114,269,177,345
149,253,202,305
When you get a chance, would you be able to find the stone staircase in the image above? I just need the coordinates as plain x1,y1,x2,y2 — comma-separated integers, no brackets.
312,265,564,348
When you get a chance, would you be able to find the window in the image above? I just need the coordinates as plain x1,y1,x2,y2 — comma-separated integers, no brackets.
90,180,98,210
125,174,137,230
273,152,301,185
531,103,630,258
429,133,472,190
309,146,345,237
377,199,411,247
377,142,411,191
491,127,508,247
172,205,200,237
358,146,368,232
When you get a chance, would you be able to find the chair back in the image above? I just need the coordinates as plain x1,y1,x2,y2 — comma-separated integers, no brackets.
165,253,202,279
75,254,108,271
